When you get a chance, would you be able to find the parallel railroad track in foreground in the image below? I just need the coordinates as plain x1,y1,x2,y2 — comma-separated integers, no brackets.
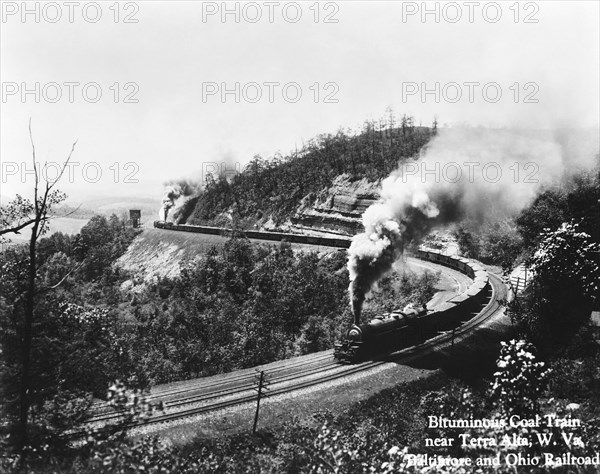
87,355,339,423
90,352,334,413
84,271,506,431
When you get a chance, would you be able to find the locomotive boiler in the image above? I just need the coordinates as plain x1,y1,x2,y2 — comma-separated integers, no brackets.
334,305,429,363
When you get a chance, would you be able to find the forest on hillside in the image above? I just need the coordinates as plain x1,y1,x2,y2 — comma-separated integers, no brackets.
183,114,436,228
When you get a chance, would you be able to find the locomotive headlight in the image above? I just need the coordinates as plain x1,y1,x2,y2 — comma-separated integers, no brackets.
348,328,361,341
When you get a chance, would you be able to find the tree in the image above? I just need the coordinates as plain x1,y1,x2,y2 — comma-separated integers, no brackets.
0,120,77,452
516,168,600,251
516,189,568,250
0,195,37,238
529,222,599,301
491,339,550,418
432,116,438,135
509,222,600,352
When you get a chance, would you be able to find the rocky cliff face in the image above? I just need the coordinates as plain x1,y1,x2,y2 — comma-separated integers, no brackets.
290,175,380,236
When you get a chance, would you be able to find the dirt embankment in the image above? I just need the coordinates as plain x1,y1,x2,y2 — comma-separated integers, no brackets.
115,228,220,282
116,227,343,282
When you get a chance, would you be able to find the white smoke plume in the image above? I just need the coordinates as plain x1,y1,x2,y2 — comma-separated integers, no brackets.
158,180,202,223
348,127,599,324
158,151,242,224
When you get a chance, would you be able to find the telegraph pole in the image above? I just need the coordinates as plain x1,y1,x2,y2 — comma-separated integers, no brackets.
253,370,270,434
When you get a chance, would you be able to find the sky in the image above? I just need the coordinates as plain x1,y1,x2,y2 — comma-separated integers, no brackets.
1,0,599,204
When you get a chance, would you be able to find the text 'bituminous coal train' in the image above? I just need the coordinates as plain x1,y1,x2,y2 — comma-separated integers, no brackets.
334,251,491,363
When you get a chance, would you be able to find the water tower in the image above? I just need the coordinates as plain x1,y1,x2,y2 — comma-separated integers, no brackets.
129,210,141,228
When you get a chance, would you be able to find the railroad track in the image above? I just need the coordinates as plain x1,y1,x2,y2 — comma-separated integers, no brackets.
90,352,334,414
83,270,506,432
87,355,339,423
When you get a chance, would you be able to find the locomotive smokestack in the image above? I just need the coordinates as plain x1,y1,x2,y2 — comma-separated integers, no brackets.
163,202,173,221
352,294,364,326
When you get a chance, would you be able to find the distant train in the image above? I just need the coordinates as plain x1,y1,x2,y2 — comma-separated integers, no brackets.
334,305,431,363
153,220,352,248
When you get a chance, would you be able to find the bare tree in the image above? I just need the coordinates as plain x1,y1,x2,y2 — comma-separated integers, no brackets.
0,120,77,451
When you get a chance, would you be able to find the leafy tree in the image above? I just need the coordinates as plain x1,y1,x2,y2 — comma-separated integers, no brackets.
37,232,73,263
0,195,37,238
71,214,140,280
516,168,600,250
310,423,360,473
454,226,479,259
491,339,550,418
516,189,568,250
509,222,599,352
529,222,599,300
564,167,600,243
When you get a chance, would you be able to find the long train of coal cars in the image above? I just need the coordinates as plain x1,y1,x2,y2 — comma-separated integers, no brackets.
153,221,352,248
334,251,491,363
153,220,491,363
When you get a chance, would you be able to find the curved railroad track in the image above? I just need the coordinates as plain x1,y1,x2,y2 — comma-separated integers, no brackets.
83,264,506,432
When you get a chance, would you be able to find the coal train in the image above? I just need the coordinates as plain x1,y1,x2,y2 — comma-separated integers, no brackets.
334,251,491,363
153,221,351,248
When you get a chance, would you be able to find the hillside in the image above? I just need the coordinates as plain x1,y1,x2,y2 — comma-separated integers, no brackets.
185,120,435,235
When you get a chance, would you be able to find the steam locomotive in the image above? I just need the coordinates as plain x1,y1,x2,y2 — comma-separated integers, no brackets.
334,304,430,363
334,252,492,364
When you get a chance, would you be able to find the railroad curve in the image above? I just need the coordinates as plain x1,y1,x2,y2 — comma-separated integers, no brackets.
84,254,507,434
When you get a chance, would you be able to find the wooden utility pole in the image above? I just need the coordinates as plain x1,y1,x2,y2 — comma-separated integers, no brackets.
252,370,269,434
